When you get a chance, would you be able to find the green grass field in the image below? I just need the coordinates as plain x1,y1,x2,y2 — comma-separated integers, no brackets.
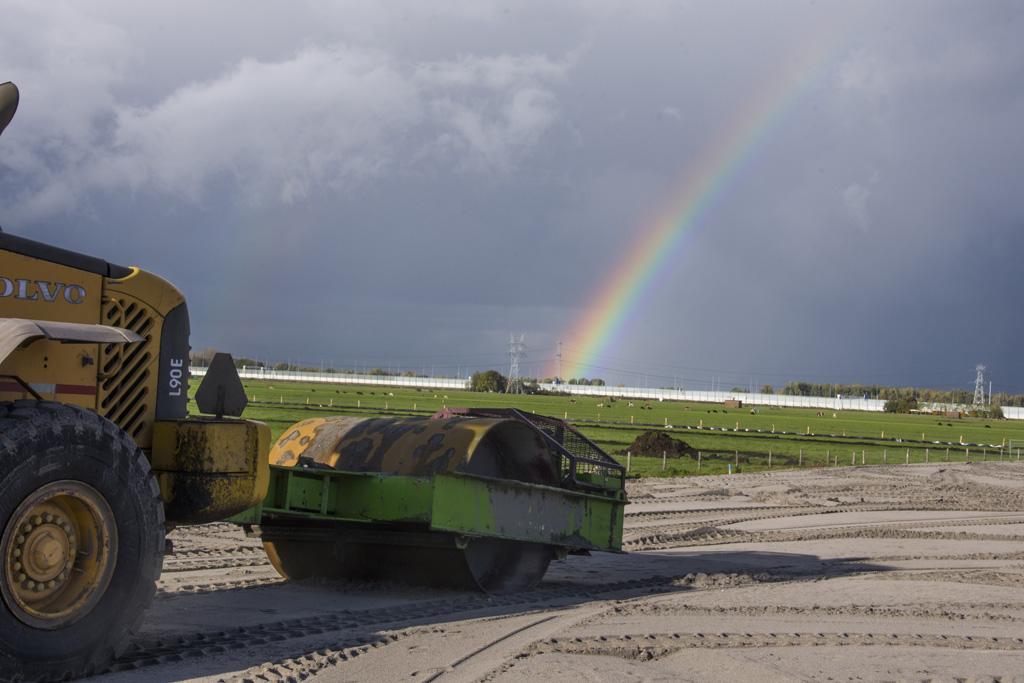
189,379,1024,478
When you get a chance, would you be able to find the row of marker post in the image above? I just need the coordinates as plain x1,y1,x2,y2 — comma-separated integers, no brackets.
624,446,1022,473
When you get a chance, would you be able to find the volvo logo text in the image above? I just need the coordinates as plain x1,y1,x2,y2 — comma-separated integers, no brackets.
0,277,86,304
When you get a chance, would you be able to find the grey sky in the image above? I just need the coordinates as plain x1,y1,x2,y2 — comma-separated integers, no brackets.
2,1,1022,392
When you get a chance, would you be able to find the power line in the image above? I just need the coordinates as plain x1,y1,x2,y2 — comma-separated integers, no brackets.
506,333,526,394
556,340,562,381
974,364,986,407
555,342,1003,386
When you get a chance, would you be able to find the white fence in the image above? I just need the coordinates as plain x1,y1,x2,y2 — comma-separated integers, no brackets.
188,367,1024,420
918,402,1024,421
189,366,470,390
536,385,1024,419
537,384,885,412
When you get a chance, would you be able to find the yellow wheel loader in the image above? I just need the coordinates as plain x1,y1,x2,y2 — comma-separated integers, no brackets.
0,81,271,680
0,81,625,681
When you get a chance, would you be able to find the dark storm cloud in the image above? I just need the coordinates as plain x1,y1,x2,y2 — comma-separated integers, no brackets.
1,1,1022,391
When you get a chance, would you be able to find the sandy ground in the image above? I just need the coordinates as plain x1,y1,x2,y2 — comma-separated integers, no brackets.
86,462,1024,683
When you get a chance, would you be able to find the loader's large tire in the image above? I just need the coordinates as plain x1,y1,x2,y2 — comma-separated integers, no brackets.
0,401,165,682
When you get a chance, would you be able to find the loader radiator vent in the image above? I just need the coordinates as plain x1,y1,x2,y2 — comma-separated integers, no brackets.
98,298,155,439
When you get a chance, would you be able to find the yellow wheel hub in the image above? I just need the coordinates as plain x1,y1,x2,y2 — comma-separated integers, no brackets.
1,481,117,629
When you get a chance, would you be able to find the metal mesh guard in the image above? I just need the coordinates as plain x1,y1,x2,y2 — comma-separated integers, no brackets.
433,407,625,495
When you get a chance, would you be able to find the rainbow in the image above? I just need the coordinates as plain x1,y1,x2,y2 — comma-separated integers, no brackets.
553,39,838,379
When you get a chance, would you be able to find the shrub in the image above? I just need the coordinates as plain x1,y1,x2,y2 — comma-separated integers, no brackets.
470,370,507,393
884,397,919,413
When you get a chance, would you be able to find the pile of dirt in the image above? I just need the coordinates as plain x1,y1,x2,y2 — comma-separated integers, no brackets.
625,430,696,458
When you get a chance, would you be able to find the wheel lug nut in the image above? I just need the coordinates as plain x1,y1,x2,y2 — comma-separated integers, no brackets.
16,573,26,582
46,580,55,589
25,580,35,590
22,524,31,533
43,513,53,523
33,584,42,593
12,562,21,572
31,516,42,526
12,549,20,558
15,535,25,545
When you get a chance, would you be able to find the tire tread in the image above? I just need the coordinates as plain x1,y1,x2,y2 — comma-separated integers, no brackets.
0,401,164,682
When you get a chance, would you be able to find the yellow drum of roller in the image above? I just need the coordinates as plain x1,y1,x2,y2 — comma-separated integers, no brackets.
269,415,558,482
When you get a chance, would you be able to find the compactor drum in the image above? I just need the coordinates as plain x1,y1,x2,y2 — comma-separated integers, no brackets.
265,416,562,592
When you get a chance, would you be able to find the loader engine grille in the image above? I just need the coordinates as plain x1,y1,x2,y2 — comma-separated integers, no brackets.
98,297,155,439
433,408,625,495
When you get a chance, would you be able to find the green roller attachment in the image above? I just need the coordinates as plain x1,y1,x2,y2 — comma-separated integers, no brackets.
235,465,624,553
235,409,626,593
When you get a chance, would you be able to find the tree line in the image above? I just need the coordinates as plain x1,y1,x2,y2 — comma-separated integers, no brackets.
759,381,1024,407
